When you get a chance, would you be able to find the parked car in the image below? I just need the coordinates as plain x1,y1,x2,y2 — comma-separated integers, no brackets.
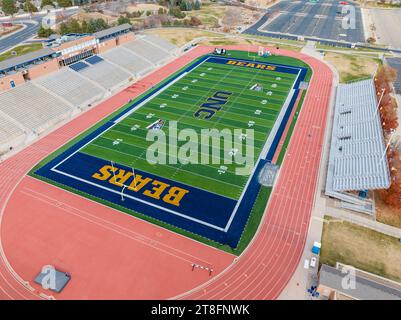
310,257,317,268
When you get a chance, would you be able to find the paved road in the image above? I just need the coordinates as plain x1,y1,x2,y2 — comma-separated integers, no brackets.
0,20,40,53
0,9,78,53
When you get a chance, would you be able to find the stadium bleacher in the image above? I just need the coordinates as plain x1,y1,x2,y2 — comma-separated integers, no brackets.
35,68,105,107
100,47,153,76
325,79,390,214
0,82,73,134
123,38,171,65
142,34,178,53
0,114,26,152
0,33,178,156
78,60,131,91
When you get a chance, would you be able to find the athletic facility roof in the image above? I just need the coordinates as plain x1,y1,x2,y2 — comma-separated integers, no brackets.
319,264,401,300
326,79,390,192
0,48,55,73
93,23,132,40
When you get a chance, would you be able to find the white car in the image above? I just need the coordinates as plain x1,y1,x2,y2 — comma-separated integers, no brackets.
310,257,317,268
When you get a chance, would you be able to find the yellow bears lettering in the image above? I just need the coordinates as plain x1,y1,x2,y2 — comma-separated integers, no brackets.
92,165,189,207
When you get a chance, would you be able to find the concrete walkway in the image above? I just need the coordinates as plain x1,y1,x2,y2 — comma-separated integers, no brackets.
325,206,401,239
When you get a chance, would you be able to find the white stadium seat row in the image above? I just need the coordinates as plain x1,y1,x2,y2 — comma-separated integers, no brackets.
0,34,178,155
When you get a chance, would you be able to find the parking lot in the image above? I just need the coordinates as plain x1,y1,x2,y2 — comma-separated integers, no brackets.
370,8,401,49
387,58,401,94
260,0,365,43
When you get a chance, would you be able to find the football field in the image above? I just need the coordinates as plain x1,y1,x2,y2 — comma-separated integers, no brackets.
33,52,308,248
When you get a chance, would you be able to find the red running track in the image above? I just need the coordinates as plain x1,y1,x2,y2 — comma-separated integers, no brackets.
176,46,333,299
0,45,332,299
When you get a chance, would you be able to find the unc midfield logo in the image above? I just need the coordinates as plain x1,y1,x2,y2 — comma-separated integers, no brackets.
194,91,232,119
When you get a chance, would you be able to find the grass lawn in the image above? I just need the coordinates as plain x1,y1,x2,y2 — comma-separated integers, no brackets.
320,216,401,282
315,43,388,53
323,52,380,83
145,27,303,51
144,28,226,47
0,43,44,62
242,33,306,47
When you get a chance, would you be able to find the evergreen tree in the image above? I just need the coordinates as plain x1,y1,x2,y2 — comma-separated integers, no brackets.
40,0,54,8
87,19,97,33
2,0,18,15
59,21,69,35
57,0,72,8
81,20,88,33
37,25,54,37
68,18,81,34
24,0,38,12
179,0,186,11
194,0,201,10
117,15,131,25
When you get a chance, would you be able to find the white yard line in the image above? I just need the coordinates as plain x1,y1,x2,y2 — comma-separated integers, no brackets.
48,56,302,234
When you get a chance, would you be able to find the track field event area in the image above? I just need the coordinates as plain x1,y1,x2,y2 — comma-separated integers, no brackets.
32,51,309,249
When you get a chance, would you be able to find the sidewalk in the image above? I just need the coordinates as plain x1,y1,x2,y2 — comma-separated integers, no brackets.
325,206,401,239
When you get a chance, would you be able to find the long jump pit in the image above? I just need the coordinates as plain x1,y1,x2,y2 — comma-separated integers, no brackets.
0,45,333,300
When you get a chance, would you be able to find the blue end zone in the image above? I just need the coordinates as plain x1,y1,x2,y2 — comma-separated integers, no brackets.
35,54,308,248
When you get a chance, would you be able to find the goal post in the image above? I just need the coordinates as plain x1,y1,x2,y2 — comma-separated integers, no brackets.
247,44,258,61
109,159,138,201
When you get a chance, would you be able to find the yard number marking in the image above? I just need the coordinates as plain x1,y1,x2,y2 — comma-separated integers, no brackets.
113,138,123,146
218,165,228,175
130,124,140,131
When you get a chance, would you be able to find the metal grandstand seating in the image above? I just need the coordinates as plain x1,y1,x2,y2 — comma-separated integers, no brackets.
100,47,153,76
79,60,131,91
85,55,104,65
35,68,105,107
0,82,73,134
325,79,390,213
123,38,171,65
69,61,89,72
0,34,178,155
0,114,25,152
142,34,177,53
